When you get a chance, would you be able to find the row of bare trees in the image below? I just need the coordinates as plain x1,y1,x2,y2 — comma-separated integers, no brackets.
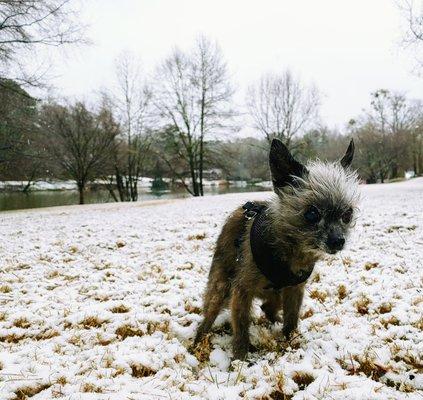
1,1,423,203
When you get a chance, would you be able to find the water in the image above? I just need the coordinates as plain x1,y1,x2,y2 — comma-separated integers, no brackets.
0,185,270,212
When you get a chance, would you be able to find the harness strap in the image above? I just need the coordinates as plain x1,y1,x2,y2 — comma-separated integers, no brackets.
235,201,313,289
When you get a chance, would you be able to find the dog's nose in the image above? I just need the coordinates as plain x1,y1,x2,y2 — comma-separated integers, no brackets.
327,235,345,251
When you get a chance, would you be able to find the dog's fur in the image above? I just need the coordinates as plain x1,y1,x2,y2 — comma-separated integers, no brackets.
194,139,360,360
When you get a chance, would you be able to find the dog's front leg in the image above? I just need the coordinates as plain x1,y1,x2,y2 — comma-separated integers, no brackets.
282,283,305,338
230,286,253,360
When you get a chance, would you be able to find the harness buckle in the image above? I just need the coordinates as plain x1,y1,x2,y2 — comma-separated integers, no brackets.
244,210,257,220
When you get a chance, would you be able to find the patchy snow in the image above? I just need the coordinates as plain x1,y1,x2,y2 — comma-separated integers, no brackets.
0,178,422,399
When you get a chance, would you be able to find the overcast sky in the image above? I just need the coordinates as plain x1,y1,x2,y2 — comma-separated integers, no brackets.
50,0,423,133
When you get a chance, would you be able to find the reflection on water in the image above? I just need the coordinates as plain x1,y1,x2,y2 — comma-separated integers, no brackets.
0,186,269,212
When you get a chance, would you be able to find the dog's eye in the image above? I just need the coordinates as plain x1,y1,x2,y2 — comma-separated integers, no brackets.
304,206,321,224
342,208,353,224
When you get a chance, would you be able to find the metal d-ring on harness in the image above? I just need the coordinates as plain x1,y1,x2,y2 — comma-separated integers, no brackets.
235,201,313,290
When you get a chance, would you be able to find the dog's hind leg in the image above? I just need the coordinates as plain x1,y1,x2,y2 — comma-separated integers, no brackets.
230,285,253,360
261,290,283,323
281,283,305,338
194,261,230,344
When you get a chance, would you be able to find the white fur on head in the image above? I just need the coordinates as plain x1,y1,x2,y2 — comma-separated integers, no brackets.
299,161,360,209
271,160,360,226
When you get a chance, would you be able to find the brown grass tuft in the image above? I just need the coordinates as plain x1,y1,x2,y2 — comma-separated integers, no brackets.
337,284,348,300
80,316,108,329
35,329,60,340
0,333,26,343
110,304,130,314
355,295,371,315
130,363,156,378
187,233,206,240
115,324,144,339
81,383,103,393
353,354,389,381
56,376,67,386
116,240,126,248
14,384,51,399
13,318,31,329
184,302,201,314
377,302,392,314
301,308,314,319
364,262,379,270
146,321,170,335
191,334,212,363
292,371,315,390
381,316,400,328
0,285,12,293
309,289,327,302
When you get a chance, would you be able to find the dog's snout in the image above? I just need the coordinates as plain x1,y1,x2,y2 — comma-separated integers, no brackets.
327,234,345,252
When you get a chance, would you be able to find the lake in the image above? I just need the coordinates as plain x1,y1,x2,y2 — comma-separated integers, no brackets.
0,185,270,212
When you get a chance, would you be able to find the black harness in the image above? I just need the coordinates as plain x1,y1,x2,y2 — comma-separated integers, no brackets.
236,201,313,290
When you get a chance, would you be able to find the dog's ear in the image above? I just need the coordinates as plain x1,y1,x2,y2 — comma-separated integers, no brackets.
340,139,355,169
269,138,307,191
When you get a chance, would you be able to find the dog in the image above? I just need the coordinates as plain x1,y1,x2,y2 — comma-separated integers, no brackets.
194,138,359,360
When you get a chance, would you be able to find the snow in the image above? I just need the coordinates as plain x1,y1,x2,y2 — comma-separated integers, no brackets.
0,178,422,399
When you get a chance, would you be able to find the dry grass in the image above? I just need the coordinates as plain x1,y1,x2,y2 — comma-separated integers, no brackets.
130,363,156,378
116,240,126,248
80,316,108,329
184,302,201,314
187,233,206,240
13,318,31,329
110,304,130,314
0,312,6,321
364,262,379,270
35,329,60,340
301,308,314,319
0,285,12,293
56,376,67,385
191,334,212,363
309,289,327,302
115,324,144,339
337,284,348,300
292,371,315,390
266,372,292,400
0,333,26,343
95,333,114,346
353,353,389,381
81,383,103,393
13,384,51,399
146,320,170,335
355,295,371,315
377,302,392,314
380,315,400,328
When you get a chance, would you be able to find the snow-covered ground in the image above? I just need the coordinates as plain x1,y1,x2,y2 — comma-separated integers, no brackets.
0,179,422,399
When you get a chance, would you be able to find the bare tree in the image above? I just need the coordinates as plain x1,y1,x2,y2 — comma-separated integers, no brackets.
154,36,234,196
397,0,423,71
0,0,86,85
246,70,320,149
107,53,153,201
40,101,119,204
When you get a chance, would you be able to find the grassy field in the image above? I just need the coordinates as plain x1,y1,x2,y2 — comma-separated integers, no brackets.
0,179,422,399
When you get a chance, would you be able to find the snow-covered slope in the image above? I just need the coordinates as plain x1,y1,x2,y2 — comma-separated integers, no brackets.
0,179,422,399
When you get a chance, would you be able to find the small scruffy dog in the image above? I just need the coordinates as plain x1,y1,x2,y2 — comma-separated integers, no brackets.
194,138,359,360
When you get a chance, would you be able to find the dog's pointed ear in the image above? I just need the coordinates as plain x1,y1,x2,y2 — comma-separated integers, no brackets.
340,139,355,169
269,138,307,191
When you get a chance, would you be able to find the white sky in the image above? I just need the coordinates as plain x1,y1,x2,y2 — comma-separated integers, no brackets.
50,0,423,133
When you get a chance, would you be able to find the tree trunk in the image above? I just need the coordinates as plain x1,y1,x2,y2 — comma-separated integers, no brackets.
78,185,85,204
